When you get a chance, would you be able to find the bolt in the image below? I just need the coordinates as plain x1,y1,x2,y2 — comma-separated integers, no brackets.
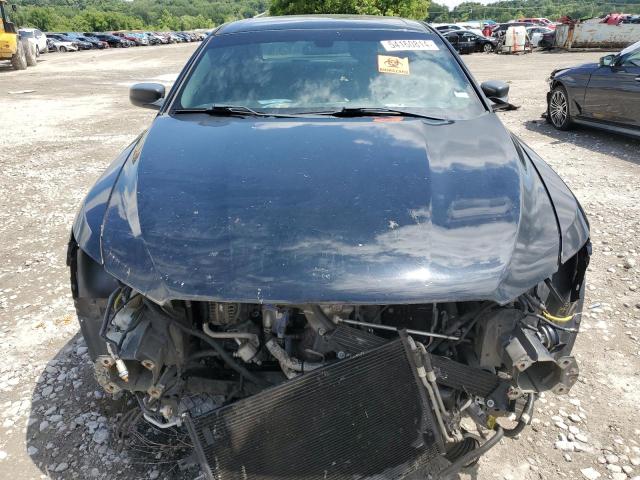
486,399,495,408
142,360,155,370
337,351,346,360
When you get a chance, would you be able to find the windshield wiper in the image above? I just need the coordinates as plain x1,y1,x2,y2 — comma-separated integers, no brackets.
313,107,453,123
172,105,296,118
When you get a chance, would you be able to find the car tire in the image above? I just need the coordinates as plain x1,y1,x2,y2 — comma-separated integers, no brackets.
11,41,28,70
547,85,573,131
483,43,493,53
25,42,38,67
60,46,67,52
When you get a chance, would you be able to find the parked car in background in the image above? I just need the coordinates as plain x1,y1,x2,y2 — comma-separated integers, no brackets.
527,26,554,47
46,38,78,52
518,18,557,29
547,40,640,137
443,30,476,54
78,35,108,49
434,23,484,36
64,32,108,49
175,32,193,42
89,33,130,48
492,22,533,37
47,33,91,50
145,32,166,45
539,30,556,49
18,27,47,54
129,32,150,46
112,32,144,46
445,30,498,53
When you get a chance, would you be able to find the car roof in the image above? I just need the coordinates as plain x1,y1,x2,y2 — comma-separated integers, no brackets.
217,15,430,35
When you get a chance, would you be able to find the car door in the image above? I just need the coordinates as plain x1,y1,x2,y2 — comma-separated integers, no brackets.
614,49,640,127
461,32,477,52
444,33,460,52
584,49,640,126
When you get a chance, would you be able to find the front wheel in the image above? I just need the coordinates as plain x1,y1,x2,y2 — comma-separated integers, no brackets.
547,85,573,130
25,42,38,67
483,43,494,53
11,41,28,70
59,46,67,52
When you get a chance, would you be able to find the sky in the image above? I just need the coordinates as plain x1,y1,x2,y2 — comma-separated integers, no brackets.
439,0,500,9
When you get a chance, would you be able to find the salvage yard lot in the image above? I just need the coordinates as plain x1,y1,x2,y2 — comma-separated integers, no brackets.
0,44,639,479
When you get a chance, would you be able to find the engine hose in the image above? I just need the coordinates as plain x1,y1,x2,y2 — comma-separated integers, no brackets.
99,287,122,348
144,300,271,388
187,349,220,362
265,338,324,374
406,337,457,443
534,315,578,333
173,320,271,388
438,426,504,480
542,310,574,323
503,393,535,438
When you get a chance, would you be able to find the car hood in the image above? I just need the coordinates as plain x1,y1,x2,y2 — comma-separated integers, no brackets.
95,113,561,305
553,63,598,77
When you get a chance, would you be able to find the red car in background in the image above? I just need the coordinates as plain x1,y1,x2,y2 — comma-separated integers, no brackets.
111,32,141,46
518,18,557,29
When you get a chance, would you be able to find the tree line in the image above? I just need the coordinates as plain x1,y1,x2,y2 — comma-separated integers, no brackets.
11,0,640,33
427,0,640,23
11,0,269,32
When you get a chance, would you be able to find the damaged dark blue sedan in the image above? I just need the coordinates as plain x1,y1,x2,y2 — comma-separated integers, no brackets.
68,16,591,480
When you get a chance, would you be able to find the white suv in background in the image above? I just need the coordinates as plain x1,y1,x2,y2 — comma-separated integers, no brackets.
18,28,48,54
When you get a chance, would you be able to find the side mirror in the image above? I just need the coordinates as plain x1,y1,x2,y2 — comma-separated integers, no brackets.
481,80,518,111
599,54,616,67
130,83,165,110
481,80,510,101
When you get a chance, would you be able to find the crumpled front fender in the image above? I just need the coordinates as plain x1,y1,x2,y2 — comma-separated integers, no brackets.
72,136,142,264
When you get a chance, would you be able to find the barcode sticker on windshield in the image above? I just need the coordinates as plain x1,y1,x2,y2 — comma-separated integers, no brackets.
381,40,439,51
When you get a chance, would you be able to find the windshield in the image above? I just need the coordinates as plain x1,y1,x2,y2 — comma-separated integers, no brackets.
174,29,486,120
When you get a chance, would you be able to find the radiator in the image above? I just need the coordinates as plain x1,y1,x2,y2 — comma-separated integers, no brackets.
186,339,444,480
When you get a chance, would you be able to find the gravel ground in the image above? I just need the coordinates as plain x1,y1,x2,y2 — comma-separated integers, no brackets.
0,44,639,480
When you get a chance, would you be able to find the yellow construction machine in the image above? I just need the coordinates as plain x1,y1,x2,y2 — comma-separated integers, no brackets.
1,0,36,70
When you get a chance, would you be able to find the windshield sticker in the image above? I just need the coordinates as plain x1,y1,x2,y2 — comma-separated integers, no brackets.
454,91,470,98
381,39,439,51
378,55,410,76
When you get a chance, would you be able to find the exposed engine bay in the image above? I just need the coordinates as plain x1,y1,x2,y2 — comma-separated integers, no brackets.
69,242,590,479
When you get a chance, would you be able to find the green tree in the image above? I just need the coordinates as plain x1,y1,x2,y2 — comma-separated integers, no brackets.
269,0,431,20
426,2,450,22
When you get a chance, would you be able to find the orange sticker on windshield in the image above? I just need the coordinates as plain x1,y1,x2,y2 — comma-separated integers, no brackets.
377,55,410,76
